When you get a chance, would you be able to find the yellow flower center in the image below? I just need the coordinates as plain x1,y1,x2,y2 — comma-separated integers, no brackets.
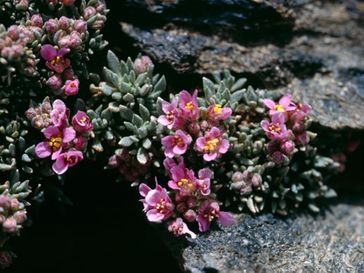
268,123,281,133
50,56,63,65
80,116,87,124
177,178,194,189
213,104,222,114
48,135,62,151
204,209,219,222
155,198,166,214
274,104,285,112
172,135,184,147
204,138,219,152
185,101,195,111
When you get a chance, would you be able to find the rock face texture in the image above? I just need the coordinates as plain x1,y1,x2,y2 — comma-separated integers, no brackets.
107,0,364,130
164,201,364,273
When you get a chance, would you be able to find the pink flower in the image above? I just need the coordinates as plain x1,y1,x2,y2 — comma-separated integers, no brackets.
30,15,43,28
290,103,311,123
52,150,83,174
139,182,174,223
197,168,213,196
35,126,76,160
207,104,232,122
168,164,197,195
161,130,192,158
133,56,154,74
196,201,235,232
64,79,79,96
50,99,69,127
158,98,181,129
73,136,87,150
195,127,229,161
271,151,286,164
44,19,58,34
281,140,295,155
179,90,199,121
46,74,63,90
295,132,309,146
263,94,296,118
2,217,17,233
74,20,87,33
72,111,93,133
168,218,196,238
40,44,70,73
261,114,288,141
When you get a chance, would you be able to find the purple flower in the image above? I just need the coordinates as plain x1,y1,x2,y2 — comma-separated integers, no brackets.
207,104,232,122
35,126,76,160
179,90,199,121
261,114,288,141
40,44,70,74
196,201,235,232
52,150,83,175
158,98,181,129
50,99,69,127
197,168,213,196
195,127,229,161
263,94,296,118
139,182,174,223
46,74,63,90
72,111,93,133
271,151,286,164
168,164,197,195
44,19,58,34
168,218,196,238
161,130,192,158
30,15,43,28
64,79,79,96
58,16,71,30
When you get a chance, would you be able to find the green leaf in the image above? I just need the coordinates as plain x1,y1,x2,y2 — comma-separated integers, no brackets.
139,104,150,121
124,122,138,134
119,105,134,121
137,148,148,165
119,137,133,147
103,67,120,88
132,114,143,127
153,76,166,93
107,50,121,75
142,138,152,149
203,77,215,103
231,90,245,103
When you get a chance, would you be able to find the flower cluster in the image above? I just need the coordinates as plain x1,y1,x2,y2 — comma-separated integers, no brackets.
139,90,235,237
40,44,80,96
28,99,93,175
159,90,231,161
261,95,311,165
0,193,27,234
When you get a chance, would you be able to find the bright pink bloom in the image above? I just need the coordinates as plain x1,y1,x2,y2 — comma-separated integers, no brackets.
50,99,69,127
64,79,79,96
290,103,311,123
168,164,197,195
158,98,181,129
168,218,196,238
72,111,93,133
261,114,288,141
52,150,83,174
139,182,174,223
161,130,192,158
207,104,232,122
197,168,213,196
196,201,235,232
195,127,229,161
40,44,70,73
35,126,76,160
263,94,296,118
179,90,199,121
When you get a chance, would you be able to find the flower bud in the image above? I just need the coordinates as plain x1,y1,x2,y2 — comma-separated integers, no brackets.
74,20,87,33
45,19,59,34
60,0,75,6
183,209,197,222
133,56,154,74
46,74,63,90
14,210,27,224
31,15,43,28
58,16,71,30
281,140,295,155
64,79,79,96
2,217,17,233
83,7,96,20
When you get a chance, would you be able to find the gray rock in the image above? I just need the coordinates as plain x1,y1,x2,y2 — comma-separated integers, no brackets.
165,201,364,273
111,0,364,130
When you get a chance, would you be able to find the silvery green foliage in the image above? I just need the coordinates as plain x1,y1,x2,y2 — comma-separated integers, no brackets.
202,71,339,215
88,51,166,168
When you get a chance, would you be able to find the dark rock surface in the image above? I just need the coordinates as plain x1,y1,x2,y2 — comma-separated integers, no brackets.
107,0,364,130
165,201,364,273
